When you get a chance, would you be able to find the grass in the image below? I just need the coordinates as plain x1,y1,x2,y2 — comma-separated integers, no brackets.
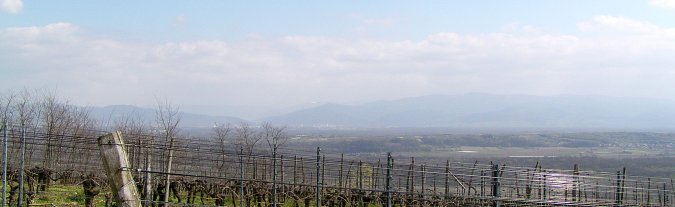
10,184,393,207
20,185,110,207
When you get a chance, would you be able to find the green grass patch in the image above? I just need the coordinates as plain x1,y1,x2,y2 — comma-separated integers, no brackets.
30,185,110,207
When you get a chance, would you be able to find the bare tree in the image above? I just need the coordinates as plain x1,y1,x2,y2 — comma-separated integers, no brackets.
212,122,232,172
38,90,70,169
261,121,287,207
155,99,181,142
14,89,37,127
0,91,16,124
263,122,287,152
235,121,260,156
12,89,40,168
155,98,181,207
114,113,148,135
67,107,98,170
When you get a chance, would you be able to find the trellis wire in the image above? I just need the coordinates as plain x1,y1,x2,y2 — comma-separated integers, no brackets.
0,124,672,207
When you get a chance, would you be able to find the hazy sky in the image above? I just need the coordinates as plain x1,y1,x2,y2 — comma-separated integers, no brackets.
2,0,675,108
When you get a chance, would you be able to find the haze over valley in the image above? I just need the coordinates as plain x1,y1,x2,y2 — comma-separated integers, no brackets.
89,94,675,131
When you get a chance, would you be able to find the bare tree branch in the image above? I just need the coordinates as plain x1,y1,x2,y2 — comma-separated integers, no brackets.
262,121,288,152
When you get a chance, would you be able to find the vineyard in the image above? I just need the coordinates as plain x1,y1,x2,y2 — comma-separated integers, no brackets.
1,123,674,207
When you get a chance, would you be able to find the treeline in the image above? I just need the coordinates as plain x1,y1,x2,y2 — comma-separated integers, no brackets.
0,89,98,134
0,89,288,171
0,89,100,170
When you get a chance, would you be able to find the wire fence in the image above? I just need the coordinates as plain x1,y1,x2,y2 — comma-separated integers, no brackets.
1,123,674,206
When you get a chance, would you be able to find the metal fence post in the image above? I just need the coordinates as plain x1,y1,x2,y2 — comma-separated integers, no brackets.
2,122,7,207
445,160,450,199
316,147,321,207
163,136,175,207
616,170,622,204
143,140,152,207
492,164,501,207
272,146,277,207
240,146,244,207
663,183,668,206
339,154,343,188
386,152,392,207
621,167,626,204
18,126,27,207
480,170,485,197
421,164,426,199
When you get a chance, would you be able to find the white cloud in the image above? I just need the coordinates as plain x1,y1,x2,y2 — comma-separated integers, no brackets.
650,0,675,9
0,0,22,13
579,16,660,33
2,18,675,108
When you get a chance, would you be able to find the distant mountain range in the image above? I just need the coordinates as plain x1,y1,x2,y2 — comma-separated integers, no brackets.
266,94,675,129
89,94,675,130
88,105,245,128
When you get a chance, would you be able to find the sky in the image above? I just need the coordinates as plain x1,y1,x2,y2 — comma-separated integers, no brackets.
2,0,675,115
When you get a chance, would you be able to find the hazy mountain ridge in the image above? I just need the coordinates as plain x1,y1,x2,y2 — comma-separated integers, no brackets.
88,94,675,129
89,105,246,128
268,94,675,129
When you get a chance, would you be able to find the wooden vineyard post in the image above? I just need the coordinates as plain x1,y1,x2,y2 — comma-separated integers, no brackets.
98,131,142,207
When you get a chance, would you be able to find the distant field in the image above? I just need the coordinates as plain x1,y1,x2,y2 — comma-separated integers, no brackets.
286,131,675,178
401,146,673,158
